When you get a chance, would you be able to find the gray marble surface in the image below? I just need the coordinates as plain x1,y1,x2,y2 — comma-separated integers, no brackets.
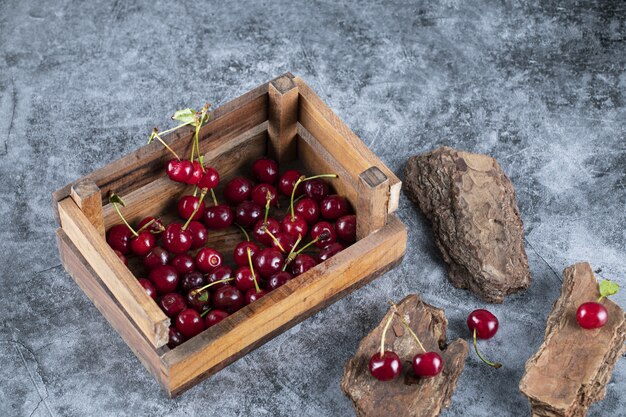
1,1,624,416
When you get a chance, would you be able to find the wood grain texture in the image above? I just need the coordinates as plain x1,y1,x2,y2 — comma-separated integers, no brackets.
70,179,105,236
268,74,298,163
58,198,170,348
357,166,389,240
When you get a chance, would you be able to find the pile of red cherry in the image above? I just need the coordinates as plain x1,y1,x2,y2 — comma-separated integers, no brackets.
106,155,357,349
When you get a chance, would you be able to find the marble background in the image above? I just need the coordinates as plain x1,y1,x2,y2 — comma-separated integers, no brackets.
0,1,624,416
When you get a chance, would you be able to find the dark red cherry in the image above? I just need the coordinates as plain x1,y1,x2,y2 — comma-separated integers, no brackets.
143,247,169,270
175,308,205,339
233,241,259,267
311,221,337,248
159,292,187,318
320,195,350,220
234,266,258,292
205,309,229,328
186,220,207,249
335,214,357,243
318,242,345,262
245,288,268,304
467,309,499,339
203,204,234,230
413,351,443,377
251,183,278,207
180,271,206,293
170,254,196,275
304,179,330,202
138,216,164,234
130,231,156,256
167,326,186,349
223,177,252,204
291,254,317,277
294,198,320,225
148,265,179,294
186,161,204,185
185,288,211,314
267,271,292,290
195,248,223,273
207,265,234,289
138,278,156,299
576,302,608,329
106,224,133,254
235,200,263,228
253,248,285,279
278,169,304,196
251,158,279,184
178,195,205,221
252,218,281,247
166,159,193,183
369,351,402,381
162,223,193,254
114,250,128,266
212,285,244,313
281,214,308,238
271,231,296,253
197,166,220,190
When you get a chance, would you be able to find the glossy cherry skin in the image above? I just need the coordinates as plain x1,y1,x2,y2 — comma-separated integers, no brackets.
234,266,258,292
170,254,196,275
245,288,268,304
203,204,234,230
178,195,205,221
369,351,402,381
180,271,206,293
278,169,304,197
212,285,244,313
253,248,285,279
311,221,337,248
138,278,156,299
413,351,443,377
320,195,350,220
205,309,229,328
186,161,204,185
195,248,223,273
186,289,211,314
294,198,320,225
251,158,279,184
335,214,357,243
223,177,252,205
252,218,281,247
114,250,128,266
233,241,260,267
159,292,187,318
291,254,317,277
235,201,263,228
106,224,134,254
130,231,156,256
166,159,193,183
137,216,164,234
318,242,345,262
304,179,330,202
148,265,179,295
267,271,292,290
576,302,608,329
207,265,234,289
175,309,205,339
271,231,296,253
467,309,499,339
251,183,278,207
186,220,207,249
162,223,193,254
281,214,308,238
143,247,170,270
197,166,220,190
167,326,186,349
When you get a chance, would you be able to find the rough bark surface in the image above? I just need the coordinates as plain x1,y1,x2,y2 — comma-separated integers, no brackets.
519,262,626,417
341,294,468,417
403,146,531,303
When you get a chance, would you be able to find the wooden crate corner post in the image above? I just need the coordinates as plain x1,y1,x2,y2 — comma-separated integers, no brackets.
356,166,389,240
70,178,105,237
268,74,298,163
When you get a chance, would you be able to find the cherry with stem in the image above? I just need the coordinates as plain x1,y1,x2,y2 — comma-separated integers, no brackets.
467,309,501,368
282,231,330,269
289,174,338,221
368,310,402,381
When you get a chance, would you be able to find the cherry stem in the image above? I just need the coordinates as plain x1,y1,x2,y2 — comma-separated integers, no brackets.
234,223,250,241
136,218,156,233
291,231,329,259
389,302,426,353
192,103,210,171
473,329,502,369
263,227,286,253
182,189,207,230
200,308,213,318
192,186,198,198
247,248,261,293
149,129,181,161
210,188,218,206
264,191,271,224
190,277,235,296
282,234,303,271
109,193,138,237
380,311,395,358
156,120,194,137
289,174,338,220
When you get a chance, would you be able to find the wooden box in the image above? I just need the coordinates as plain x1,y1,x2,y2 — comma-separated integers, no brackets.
52,73,407,396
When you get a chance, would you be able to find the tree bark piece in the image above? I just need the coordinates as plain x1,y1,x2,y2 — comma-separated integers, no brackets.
341,294,468,417
403,146,531,303
519,262,626,417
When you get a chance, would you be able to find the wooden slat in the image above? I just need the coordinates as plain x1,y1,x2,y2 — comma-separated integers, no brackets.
162,215,407,395
55,229,169,389
293,77,401,213
268,74,298,164
356,167,389,239
70,179,105,237
58,198,170,348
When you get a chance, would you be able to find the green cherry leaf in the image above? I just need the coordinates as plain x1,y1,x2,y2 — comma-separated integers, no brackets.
197,291,209,302
108,193,126,207
599,279,620,299
172,108,197,124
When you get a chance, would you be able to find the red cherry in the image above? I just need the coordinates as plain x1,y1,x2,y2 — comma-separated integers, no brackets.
369,351,402,381
291,254,317,277
175,309,205,338
294,198,320,225
235,200,263,228
114,250,128,266
159,292,187,318
185,221,207,249
185,289,211,314
212,285,244,313
148,265,179,294
271,231,296,253
252,218,281,247
138,216,164,234
278,169,304,196
467,309,499,339
130,230,156,256
253,248,285,279
251,183,278,207
234,266,258,292
143,247,170,270
304,179,330,202
335,214,357,243
106,224,133,254
170,254,196,275
413,351,443,377
576,302,608,329
207,265,234,289
320,195,350,220
178,195,205,221
205,309,229,328
203,204,234,230
195,248,223,273
318,242,345,263
268,271,292,290
251,158,279,184
311,221,337,248
281,214,308,238
180,271,206,293
138,278,156,299
166,159,193,183
223,177,252,204
162,223,193,254
197,167,220,190
167,326,186,349
245,288,268,304
233,241,259,267
186,161,204,185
